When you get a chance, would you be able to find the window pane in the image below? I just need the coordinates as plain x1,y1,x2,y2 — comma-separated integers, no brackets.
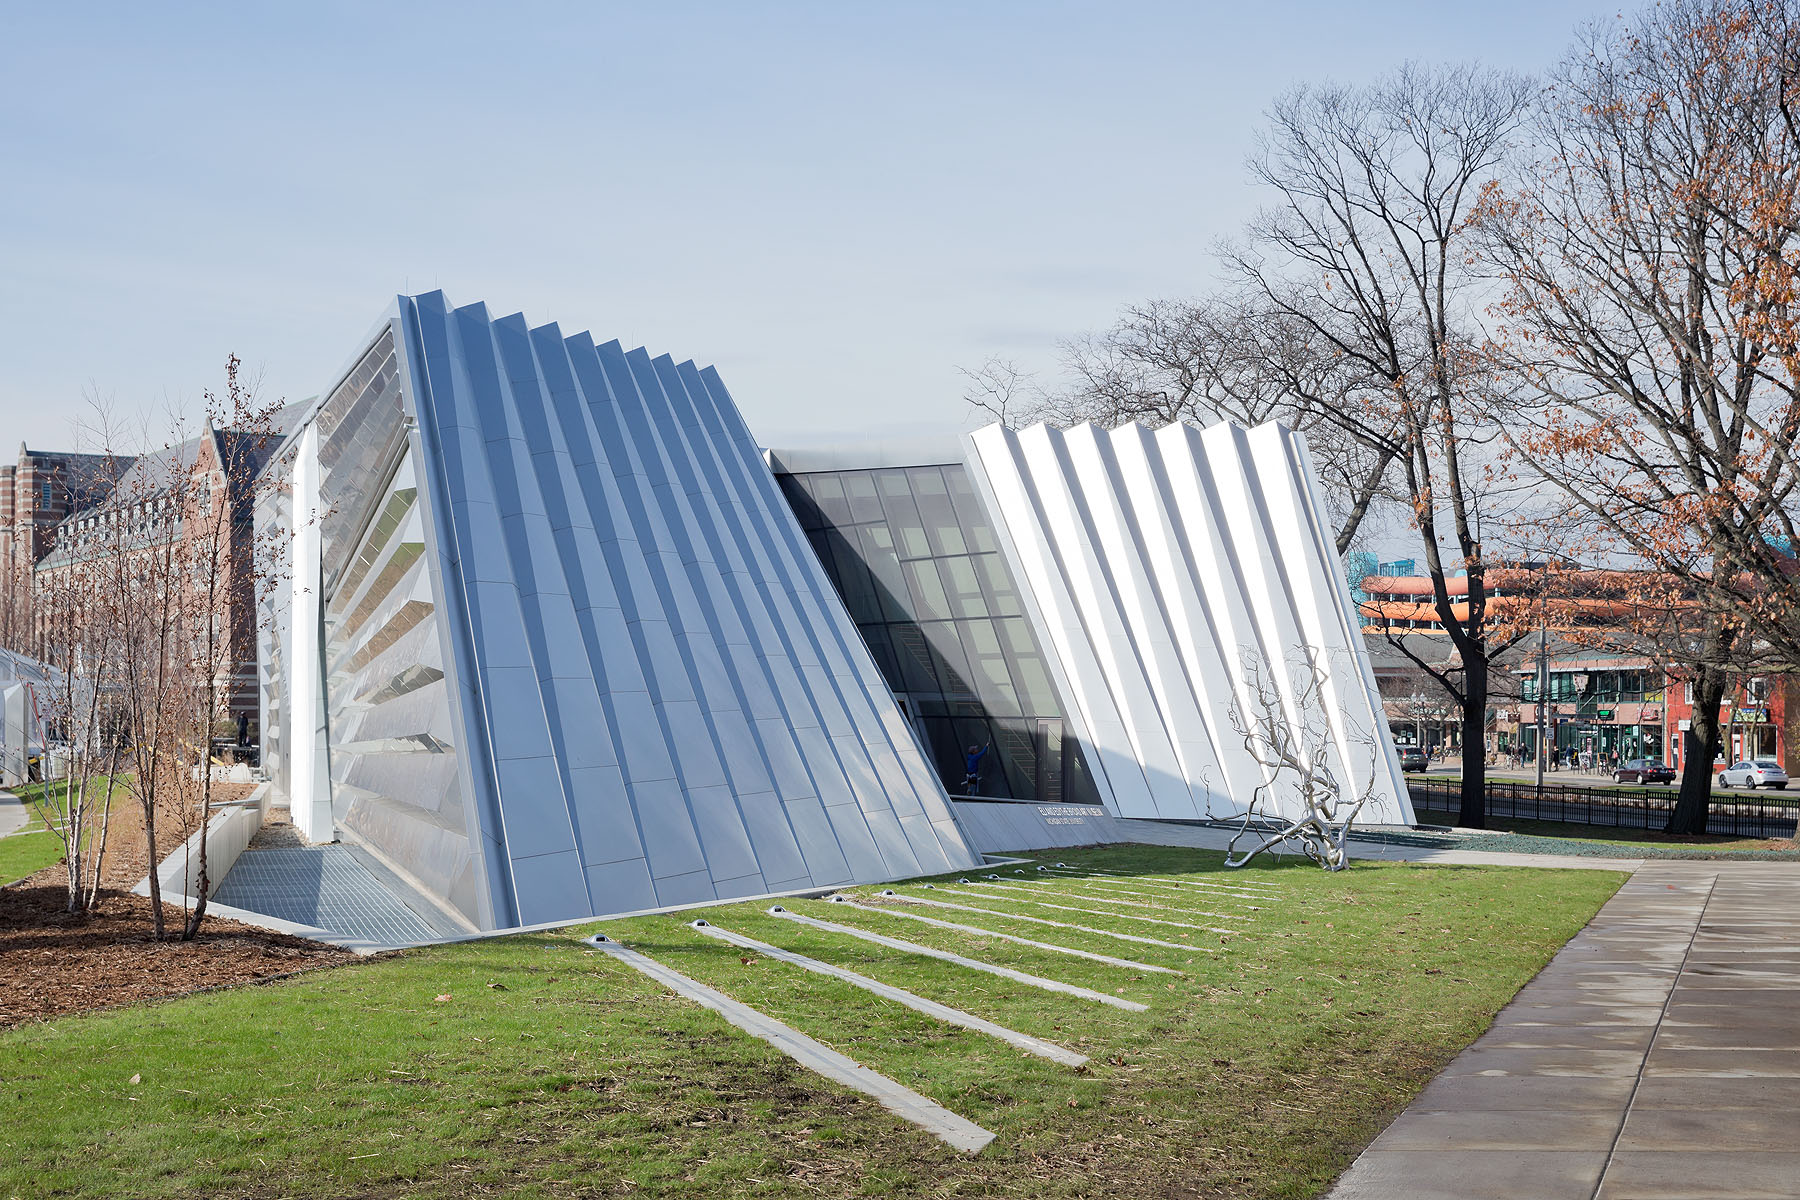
903,558,953,621
939,557,988,618
922,620,977,699
857,623,904,693
1066,740,1103,806
843,471,885,523
973,553,1021,616
855,524,912,622
957,618,1020,714
780,475,823,530
944,465,998,552
909,467,968,556
991,717,1036,798
876,472,932,559
919,717,964,789
824,528,882,622
999,617,1059,711
806,473,851,527
887,624,943,694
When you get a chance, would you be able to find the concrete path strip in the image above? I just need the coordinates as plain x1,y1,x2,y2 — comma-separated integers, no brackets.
686,920,1086,1066
884,889,1213,953
1041,867,1279,899
1044,864,1283,890
822,895,1179,974
1063,880,1268,909
585,933,996,1154
985,876,1254,917
1043,874,1269,901
945,884,1240,936
767,905,1150,1012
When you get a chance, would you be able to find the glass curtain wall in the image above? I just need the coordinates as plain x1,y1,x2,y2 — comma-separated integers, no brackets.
778,463,1101,805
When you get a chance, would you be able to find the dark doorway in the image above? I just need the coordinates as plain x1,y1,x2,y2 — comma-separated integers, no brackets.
1036,718,1065,803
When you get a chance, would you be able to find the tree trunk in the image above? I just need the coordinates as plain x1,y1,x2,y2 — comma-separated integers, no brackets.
1457,653,1490,829
182,765,211,941
144,806,164,940
1668,667,1725,835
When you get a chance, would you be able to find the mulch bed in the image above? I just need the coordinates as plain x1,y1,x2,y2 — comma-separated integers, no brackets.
0,878,356,1028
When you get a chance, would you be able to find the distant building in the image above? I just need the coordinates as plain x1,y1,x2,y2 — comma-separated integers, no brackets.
2,423,296,743
0,446,128,647
1357,564,1631,636
1509,653,1794,773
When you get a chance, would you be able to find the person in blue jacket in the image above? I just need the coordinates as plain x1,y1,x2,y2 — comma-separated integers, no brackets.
961,743,990,795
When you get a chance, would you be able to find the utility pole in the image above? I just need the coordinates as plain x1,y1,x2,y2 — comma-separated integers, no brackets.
1535,623,1548,798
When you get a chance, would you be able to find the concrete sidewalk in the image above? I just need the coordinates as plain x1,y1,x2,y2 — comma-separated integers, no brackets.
1328,860,1800,1199
0,789,30,839
1113,817,1644,872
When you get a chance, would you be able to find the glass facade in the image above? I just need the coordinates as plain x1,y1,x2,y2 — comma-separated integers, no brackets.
778,463,1101,805
1519,665,1669,766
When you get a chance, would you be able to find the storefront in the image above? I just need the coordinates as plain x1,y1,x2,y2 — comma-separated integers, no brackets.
1518,662,1668,767
1727,709,1779,762
1667,676,1789,772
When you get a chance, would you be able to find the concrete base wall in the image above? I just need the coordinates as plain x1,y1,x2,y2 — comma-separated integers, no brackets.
135,782,273,904
949,800,1130,854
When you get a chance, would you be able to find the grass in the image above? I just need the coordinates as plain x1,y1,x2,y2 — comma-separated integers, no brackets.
0,777,127,885
0,826,62,884
0,844,1623,1199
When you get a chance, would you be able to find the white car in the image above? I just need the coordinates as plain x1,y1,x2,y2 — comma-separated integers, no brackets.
1717,759,1789,790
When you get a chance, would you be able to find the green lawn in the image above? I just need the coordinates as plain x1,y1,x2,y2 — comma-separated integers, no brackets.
0,845,1623,1199
0,826,62,884
0,777,127,885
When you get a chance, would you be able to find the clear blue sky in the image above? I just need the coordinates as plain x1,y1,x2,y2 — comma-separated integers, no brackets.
1,1,1617,453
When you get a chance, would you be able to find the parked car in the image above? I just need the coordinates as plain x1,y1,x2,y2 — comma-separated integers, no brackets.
1614,758,1676,786
1717,759,1789,790
1398,746,1430,772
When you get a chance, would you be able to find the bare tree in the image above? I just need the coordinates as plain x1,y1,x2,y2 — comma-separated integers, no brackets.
959,358,1039,427
1215,64,1536,828
47,359,286,938
29,404,149,914
1477,0,1800,832
167,358,285,940
32,554,122,914
1056,295,1409,555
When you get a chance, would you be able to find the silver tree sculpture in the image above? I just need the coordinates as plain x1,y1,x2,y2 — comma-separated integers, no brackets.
1224,646,1380,871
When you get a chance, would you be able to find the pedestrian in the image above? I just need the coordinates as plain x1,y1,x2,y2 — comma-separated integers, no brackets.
961,743,990,796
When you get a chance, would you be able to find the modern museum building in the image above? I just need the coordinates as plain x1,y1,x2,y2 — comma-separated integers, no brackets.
256,294,1410,934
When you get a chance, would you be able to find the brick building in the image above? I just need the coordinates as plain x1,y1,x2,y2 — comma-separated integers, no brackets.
1504,654,1795,775
9,420,294,744
0,446,129,648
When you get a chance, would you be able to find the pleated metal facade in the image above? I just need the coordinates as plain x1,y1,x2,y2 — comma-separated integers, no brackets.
272,294,979,931
965,420,1413,826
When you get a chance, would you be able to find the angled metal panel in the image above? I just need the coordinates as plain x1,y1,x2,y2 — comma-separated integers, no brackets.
288,293,980,931
965,418,1412,826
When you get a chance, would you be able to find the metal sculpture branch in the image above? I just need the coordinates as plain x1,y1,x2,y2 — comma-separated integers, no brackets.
1224,646,1379,871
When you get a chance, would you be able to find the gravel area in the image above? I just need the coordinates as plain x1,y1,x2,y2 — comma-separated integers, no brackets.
1443,830,1800,860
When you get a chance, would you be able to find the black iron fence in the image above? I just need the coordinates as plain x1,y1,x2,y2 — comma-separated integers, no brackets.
1408,778,1798,840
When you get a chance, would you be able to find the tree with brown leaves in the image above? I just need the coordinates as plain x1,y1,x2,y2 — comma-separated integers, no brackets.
1478,0,1800,832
